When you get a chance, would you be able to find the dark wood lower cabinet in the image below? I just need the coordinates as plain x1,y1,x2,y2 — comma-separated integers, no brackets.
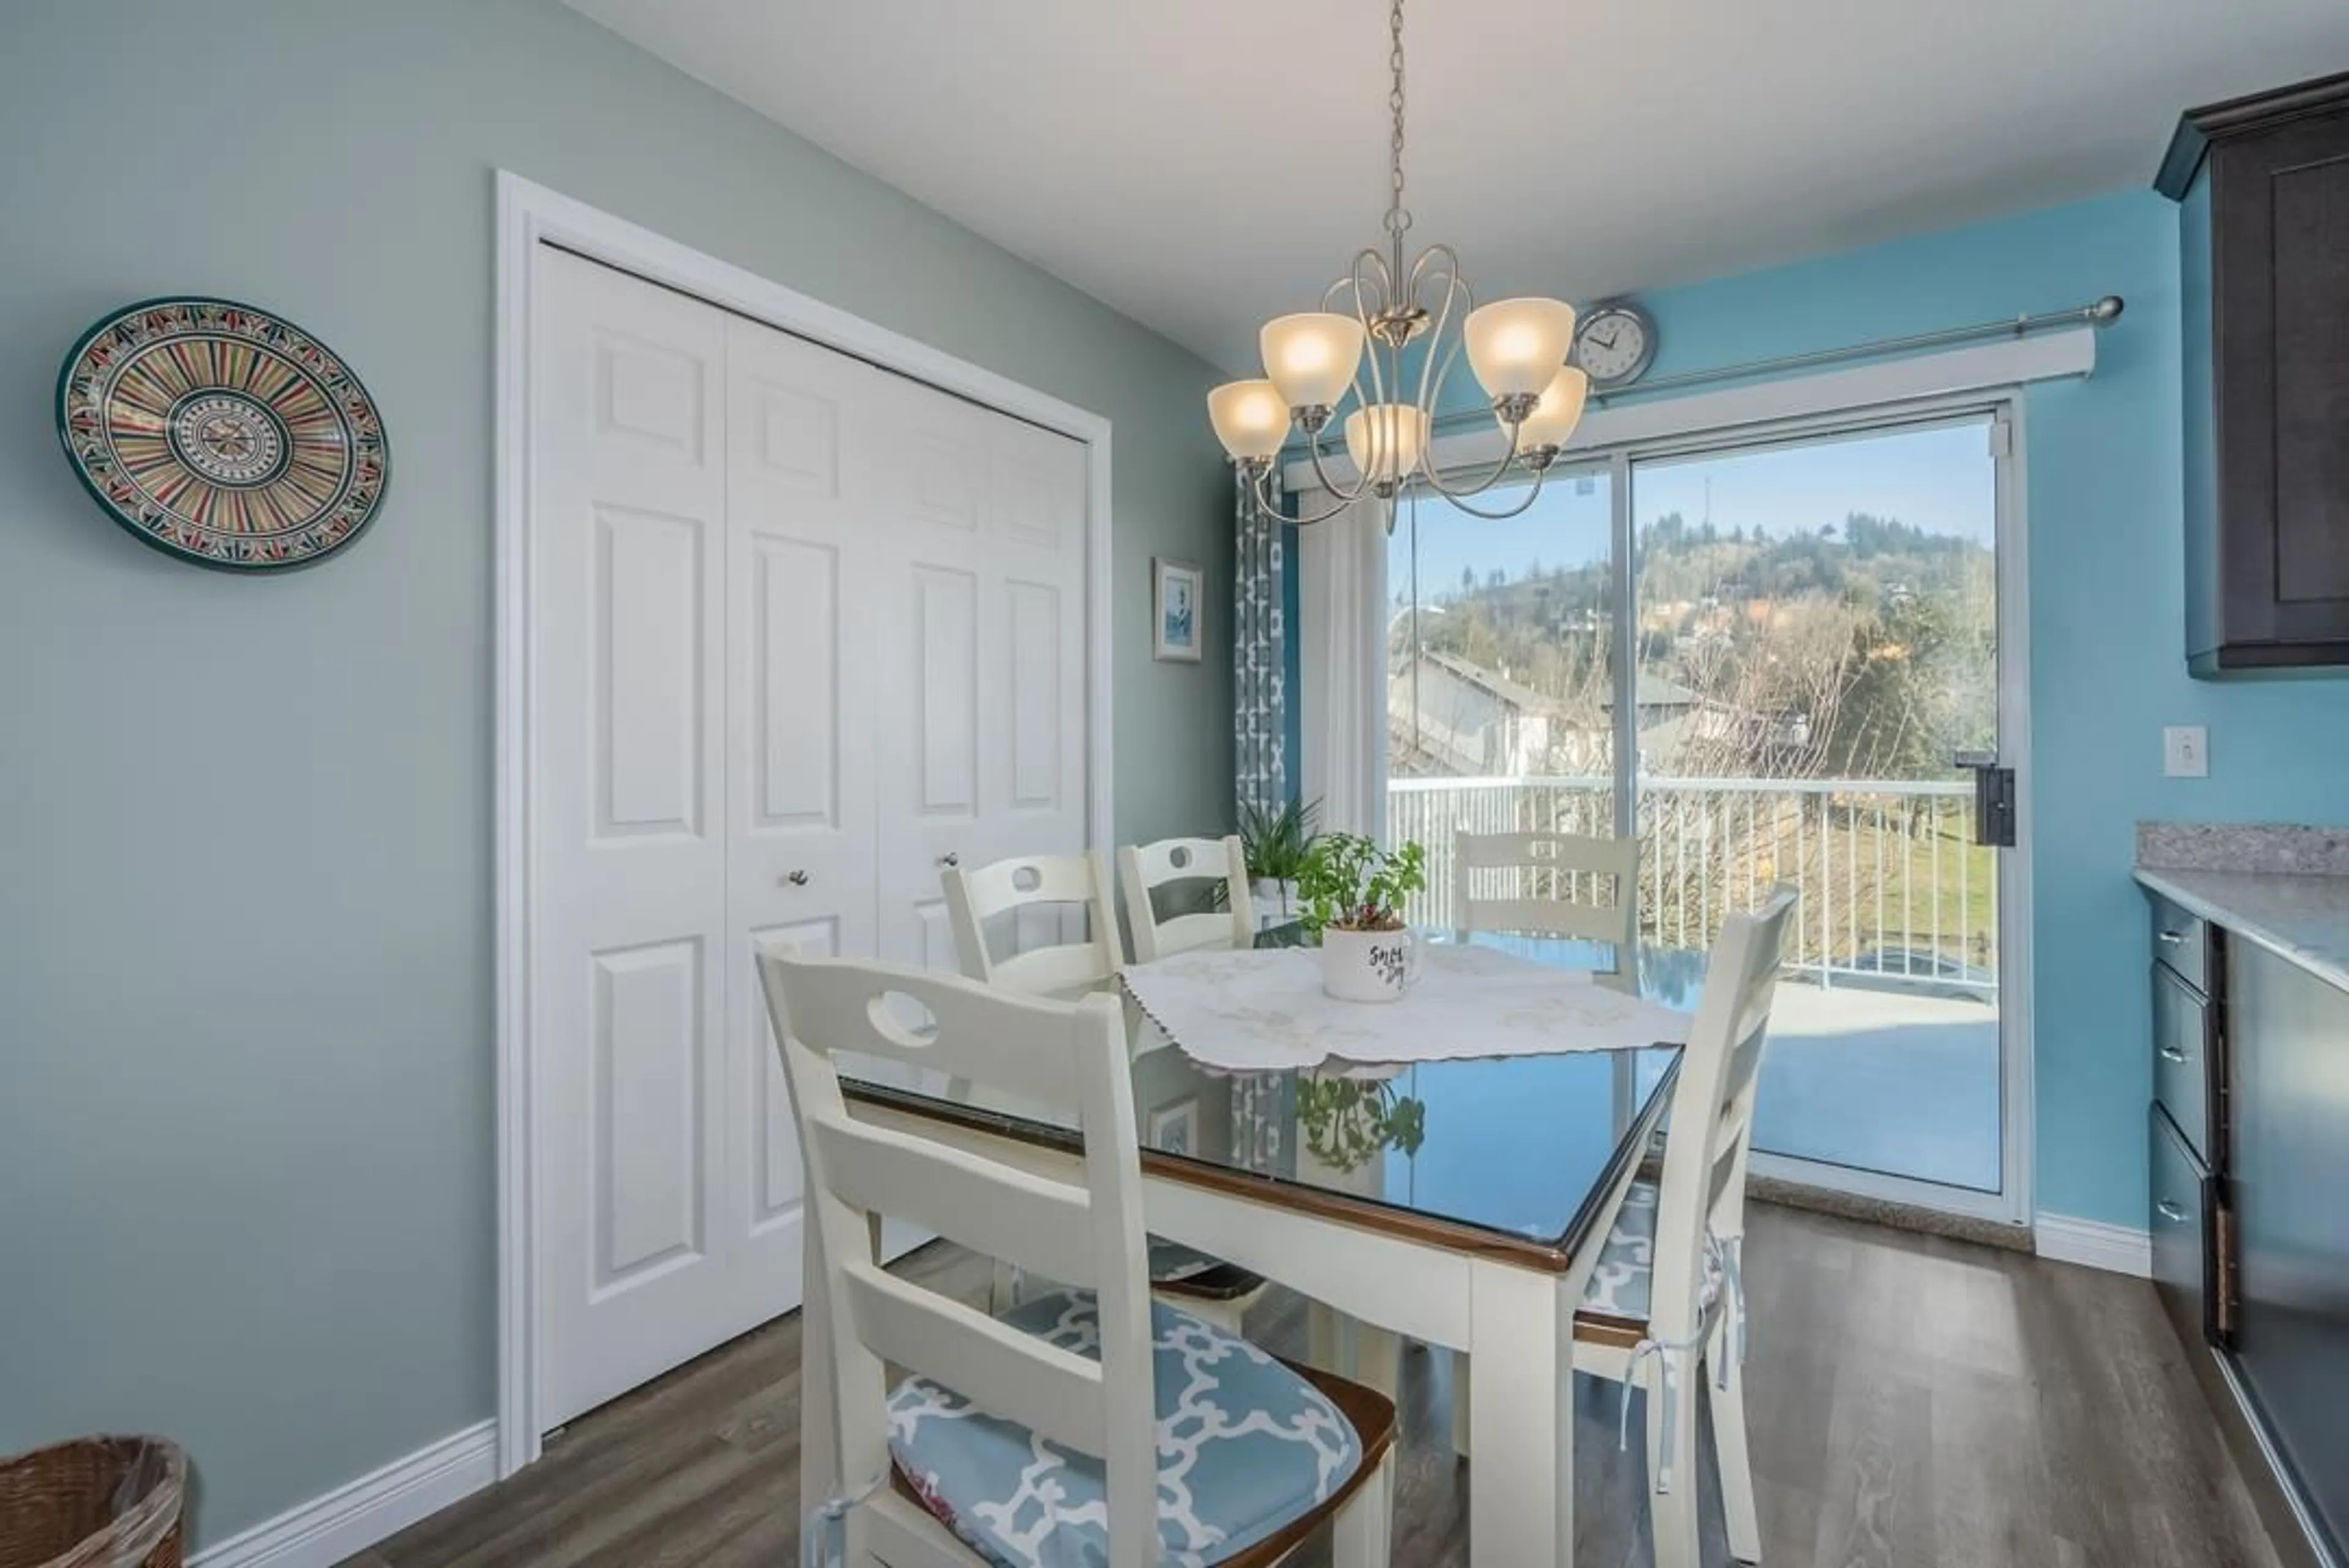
2226,942,2349,1561
2144,890,2349,1568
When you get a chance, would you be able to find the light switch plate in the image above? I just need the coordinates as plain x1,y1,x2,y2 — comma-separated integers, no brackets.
2164,725,2209,778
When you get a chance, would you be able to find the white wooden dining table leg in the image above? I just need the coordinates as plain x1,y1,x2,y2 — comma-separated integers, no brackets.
1354,1323,1401,1399
1330,1449,1395,1568
1468,1262,1573,1568
799,1208,841,1520
1450,1350,1471,1459
1307,1299,1343,1374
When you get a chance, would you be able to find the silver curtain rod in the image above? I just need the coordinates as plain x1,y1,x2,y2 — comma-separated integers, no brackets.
1410,294,2124,440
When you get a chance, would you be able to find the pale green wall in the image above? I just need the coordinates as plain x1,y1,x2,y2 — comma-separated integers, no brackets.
0,1,1230,1548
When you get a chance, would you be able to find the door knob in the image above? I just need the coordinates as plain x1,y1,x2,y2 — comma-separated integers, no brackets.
940,852,960,867
785,870,810,887
2157,1199,2188,1224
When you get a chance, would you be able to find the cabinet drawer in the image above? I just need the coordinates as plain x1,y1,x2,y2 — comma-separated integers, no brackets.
2150,894,2212,994
2150,1103,2215,1350
2153,961,2219,1164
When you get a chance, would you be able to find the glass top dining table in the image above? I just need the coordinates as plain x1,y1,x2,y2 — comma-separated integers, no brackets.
836,928,1701,1272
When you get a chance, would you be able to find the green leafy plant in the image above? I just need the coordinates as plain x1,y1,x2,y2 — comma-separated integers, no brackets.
1238,796,1322,883
1298,833,1427,934
1296,1075,1427,1172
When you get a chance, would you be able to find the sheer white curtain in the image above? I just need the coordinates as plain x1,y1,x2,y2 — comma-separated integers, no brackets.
1296,492,1389,841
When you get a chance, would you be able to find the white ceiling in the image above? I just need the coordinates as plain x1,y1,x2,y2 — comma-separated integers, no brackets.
567,0,2349,374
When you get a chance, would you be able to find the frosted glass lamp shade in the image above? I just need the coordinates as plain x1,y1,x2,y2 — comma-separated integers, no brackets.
1343,402,1430,487
1464,298,1576,400
1207,380,1292,462
1515,365,1589,453
1260,313,1365,410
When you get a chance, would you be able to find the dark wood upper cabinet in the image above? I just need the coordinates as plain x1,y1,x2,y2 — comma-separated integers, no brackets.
2158,72,2349,676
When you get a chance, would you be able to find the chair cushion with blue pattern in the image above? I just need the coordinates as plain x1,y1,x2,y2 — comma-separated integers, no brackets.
1578,1180,1726,1326
1580,1180,1661,1321
888,1289,1365,1567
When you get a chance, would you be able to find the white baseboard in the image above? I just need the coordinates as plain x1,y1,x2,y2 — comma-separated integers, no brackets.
2033,1212,2152,1277
190,1421,496,1568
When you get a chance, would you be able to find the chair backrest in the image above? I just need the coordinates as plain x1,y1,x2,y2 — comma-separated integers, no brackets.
759,953,1159,1568
1118,835,1256,964
1453,830,1641,993
940,851,1122,997
1641,884,1796,1344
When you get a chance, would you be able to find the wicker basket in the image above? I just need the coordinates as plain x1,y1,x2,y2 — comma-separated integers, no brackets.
0,1437,186,1568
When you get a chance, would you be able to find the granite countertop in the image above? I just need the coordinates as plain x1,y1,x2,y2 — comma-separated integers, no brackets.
2134,866,2349,993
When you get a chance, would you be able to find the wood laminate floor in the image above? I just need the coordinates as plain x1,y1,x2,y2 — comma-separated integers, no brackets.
349,1206,2286,1568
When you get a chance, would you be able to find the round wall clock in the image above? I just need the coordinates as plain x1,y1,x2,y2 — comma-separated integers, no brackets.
56,297,390,572
1570,300,1658,390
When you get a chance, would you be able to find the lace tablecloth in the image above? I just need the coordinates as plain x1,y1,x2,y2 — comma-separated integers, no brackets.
1119,942,1692,1072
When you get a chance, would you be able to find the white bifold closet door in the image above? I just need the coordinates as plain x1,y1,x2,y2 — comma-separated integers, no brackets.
531,248,1087,1427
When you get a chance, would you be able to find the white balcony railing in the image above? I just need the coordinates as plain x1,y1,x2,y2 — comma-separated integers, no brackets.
1387,774,1995,995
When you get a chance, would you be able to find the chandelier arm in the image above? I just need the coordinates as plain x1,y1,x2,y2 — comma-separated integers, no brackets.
1288,486,1371,527
1303,420,1373,508
1419,456,1555,520
1416,421,1531,500
1238,460,1360,528
1408,246,1473,483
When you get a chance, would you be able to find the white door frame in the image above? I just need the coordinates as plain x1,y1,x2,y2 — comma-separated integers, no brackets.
491,171,1115,1476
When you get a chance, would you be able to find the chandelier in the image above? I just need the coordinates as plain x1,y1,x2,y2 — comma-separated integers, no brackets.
1208,0,1589,527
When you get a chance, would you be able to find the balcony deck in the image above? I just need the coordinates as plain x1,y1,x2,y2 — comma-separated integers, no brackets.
1754,977,1999,1191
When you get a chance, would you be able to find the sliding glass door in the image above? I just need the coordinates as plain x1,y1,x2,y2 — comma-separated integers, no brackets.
1383,407,2025,1219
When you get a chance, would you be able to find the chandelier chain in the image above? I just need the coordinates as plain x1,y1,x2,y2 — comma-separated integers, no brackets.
1384,0,1411,238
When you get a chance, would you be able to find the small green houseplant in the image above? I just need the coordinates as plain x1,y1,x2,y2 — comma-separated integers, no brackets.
1298,834,1428,1003
1238,796,1320,920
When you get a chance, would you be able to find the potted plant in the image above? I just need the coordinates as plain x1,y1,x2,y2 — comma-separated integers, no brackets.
1238,796,1321,924
1298,832,1428,1004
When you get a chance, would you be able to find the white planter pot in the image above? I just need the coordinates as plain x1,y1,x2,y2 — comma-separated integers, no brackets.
1320,925,1417,1004
1250,877,1298,926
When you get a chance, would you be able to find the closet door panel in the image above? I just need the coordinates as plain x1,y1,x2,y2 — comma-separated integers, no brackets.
724,315,881,1315
876,386,993,969
535,250,735,1427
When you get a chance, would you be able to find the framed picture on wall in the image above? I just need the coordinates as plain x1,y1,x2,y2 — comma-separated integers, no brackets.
1146,1096,1201,1156
1153,557,1203,662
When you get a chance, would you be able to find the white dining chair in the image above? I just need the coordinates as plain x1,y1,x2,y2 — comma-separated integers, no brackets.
1454,829,1641,994
1571,884,1797,1568
759,953,1396,1568
939,850,1121,999
1119,835,1256,963
1441,828,1645,1451
943,849,1267,1334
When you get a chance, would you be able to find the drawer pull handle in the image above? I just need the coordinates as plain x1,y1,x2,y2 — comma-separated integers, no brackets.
2158,930,2187,945
2159,1045,2190,1063
786,870,811,887
2157,1199,2189,1224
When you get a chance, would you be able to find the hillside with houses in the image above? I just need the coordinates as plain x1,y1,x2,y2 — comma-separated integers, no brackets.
1389,509,1997,786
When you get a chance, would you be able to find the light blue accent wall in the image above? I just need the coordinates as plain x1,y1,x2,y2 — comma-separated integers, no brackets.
1572,193,2349,1226
0,1,1228,1550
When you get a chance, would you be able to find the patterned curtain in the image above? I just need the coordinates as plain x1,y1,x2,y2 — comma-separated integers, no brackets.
1231,467,1290,1175
1232,467,1289,816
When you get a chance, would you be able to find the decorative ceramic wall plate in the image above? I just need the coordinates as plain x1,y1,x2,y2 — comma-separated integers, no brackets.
56,297,389,571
